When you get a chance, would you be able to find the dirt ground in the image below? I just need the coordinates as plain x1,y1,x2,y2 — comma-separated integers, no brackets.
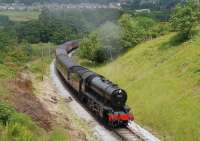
7,72,89,141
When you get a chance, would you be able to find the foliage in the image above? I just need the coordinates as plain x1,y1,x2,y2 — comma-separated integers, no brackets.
15,21,41,43
0,123,35,141
119,14,156,49
0,28,16,52
151,22,170,38
0,102,15,125
79,33,105,63
170,0,200,40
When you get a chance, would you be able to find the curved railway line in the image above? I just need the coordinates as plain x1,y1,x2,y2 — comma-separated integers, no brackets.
53,41,159,141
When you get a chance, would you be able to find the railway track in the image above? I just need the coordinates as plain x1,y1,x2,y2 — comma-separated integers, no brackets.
114,126,143,141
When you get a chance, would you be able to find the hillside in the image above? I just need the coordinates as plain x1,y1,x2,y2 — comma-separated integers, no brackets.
89,32,200,141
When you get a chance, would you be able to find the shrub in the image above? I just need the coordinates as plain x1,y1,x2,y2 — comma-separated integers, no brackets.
0,102,15,125
79,33,106,63
1,123,34,141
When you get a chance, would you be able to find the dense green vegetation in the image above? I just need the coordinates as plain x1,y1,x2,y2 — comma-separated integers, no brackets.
170,0,200,40
0,102,69,141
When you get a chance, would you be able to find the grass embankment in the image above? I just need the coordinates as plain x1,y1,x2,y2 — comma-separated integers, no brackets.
0,43,71,141
0,10,40,21
87,33,200,141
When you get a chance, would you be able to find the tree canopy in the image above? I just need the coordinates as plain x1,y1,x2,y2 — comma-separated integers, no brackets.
170,0,200,39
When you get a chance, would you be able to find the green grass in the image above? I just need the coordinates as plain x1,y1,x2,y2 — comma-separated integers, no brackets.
49,128,69,141
0,63,17,97
0,11,40,21
87,32,200,141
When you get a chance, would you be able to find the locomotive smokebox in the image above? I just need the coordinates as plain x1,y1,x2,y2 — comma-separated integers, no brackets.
88,76,127,109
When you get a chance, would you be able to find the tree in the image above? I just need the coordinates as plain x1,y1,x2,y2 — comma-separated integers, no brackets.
170,0,200,39
0,28,16,52
79,33,107,63
15,21,41,43
119,14,155,49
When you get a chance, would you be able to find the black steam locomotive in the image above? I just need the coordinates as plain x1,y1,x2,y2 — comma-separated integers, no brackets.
55,41,134,127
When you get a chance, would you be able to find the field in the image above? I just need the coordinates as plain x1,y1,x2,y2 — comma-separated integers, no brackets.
0,10,40,21
88,32,200,141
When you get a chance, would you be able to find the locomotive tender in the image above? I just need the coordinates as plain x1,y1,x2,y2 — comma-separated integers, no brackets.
55,41,134,127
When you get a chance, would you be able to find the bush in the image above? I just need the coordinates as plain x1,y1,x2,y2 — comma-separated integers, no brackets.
2,123,34,141
151,22,170,38
9,113,43,135
0,102,15,125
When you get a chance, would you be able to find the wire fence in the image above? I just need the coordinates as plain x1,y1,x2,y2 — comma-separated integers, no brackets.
31,46,55,58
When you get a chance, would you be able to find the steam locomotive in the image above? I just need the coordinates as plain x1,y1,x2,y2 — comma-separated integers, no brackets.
55,41,134,127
